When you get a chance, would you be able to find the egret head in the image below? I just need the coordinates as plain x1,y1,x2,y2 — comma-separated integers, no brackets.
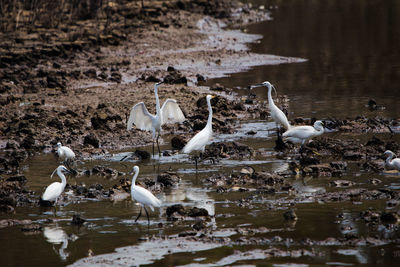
154,81,163,90
51,165,71,178
313,120,325,129
132,165,140,174
261,81,272,88
206,95,215,101
56,142,62,148
384,150,395,158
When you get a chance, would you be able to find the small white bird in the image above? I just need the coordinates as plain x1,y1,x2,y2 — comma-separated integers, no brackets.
42,165,71,205
383,150,400,171
56,142,75,166
283,120,325,146
127,82,185,156
130,166,161,224
182,95,215,169
254,81,290,133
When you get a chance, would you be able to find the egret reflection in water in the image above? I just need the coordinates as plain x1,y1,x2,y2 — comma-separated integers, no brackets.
43,226,77,261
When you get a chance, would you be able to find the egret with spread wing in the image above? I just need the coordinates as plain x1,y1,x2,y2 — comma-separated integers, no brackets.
130,166,162,224
127,82,185,156
182,95,215,169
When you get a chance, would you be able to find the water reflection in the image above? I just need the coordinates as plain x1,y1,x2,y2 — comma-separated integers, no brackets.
210,0,400,118
164,185,215,216
43,226,77,261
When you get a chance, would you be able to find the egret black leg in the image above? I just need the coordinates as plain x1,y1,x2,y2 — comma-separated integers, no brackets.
144,207,150,225
135,206,143,222
194,156,198,171
156,134,161,156
152,140,155,157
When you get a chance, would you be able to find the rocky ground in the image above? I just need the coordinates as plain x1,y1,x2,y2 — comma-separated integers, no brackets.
0,3,400,259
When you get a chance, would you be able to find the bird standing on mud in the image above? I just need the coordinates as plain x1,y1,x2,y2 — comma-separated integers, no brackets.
282,120,325,148
42,165,72,206
127,82,186,156
182,95,215,170
252,81,291,135
383,150,400,171
130,166,162,225
56,142,75,167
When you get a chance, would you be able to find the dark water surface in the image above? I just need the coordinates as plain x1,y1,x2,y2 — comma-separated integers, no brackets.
1,0,400,266
211,0,400,119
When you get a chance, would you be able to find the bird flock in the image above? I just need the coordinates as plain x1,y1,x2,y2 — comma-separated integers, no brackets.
41,81,399,223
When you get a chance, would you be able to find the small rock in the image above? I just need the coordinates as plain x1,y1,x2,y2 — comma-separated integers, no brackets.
283,209,298,221
21,224,42,232
84,133,100,148
166,204,186,217
71,214,86,225
171,136,186,150
188,207,209,217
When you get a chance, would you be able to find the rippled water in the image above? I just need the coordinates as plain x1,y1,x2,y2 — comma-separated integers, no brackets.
2,0,400,266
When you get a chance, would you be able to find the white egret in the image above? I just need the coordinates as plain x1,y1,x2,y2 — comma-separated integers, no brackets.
283,120,325,146
130,166,162,224
182,95,215,169
383,150,400,171
127,82,186,156
56,142,75,166
42,165,71,205
253,81,290,134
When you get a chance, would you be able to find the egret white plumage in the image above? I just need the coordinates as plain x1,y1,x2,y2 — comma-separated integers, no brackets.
42,165,71,205
56,142,75,166
130,166,162,224
182,95,215,169
253,81,290,134
383,150,400,171
282,120,325,146
127,82,185,156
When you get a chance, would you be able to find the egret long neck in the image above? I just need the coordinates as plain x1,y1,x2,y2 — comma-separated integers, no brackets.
386,154,394,167
206,98,213,129
131,171,139,192
58,170,67,190
267,85,274,107
154,86,161,117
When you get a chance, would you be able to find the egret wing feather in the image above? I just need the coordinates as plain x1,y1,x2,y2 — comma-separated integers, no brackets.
161,99,185,124
283,125,315,139
127,102,154,131
182,127,212,154
42,182,63,201
132,185,161,210
271,105,291,130
392,159,400,170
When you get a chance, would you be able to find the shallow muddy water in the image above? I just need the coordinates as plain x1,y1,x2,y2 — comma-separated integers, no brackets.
2,0,400,266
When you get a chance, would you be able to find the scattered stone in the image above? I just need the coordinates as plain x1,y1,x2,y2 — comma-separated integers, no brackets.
84,133,100,148
171,136,186,150
71,214,86,225
188,207,209,217
157,172,180,188
283,209,298,221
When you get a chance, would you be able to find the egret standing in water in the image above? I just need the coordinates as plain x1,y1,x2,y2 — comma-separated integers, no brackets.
127,82,186,156
130,166,161,224
383,150,400,171
182,95,215,170
42,165,71,205
282,120,325,149
56,142,75,167
252,81,290,135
